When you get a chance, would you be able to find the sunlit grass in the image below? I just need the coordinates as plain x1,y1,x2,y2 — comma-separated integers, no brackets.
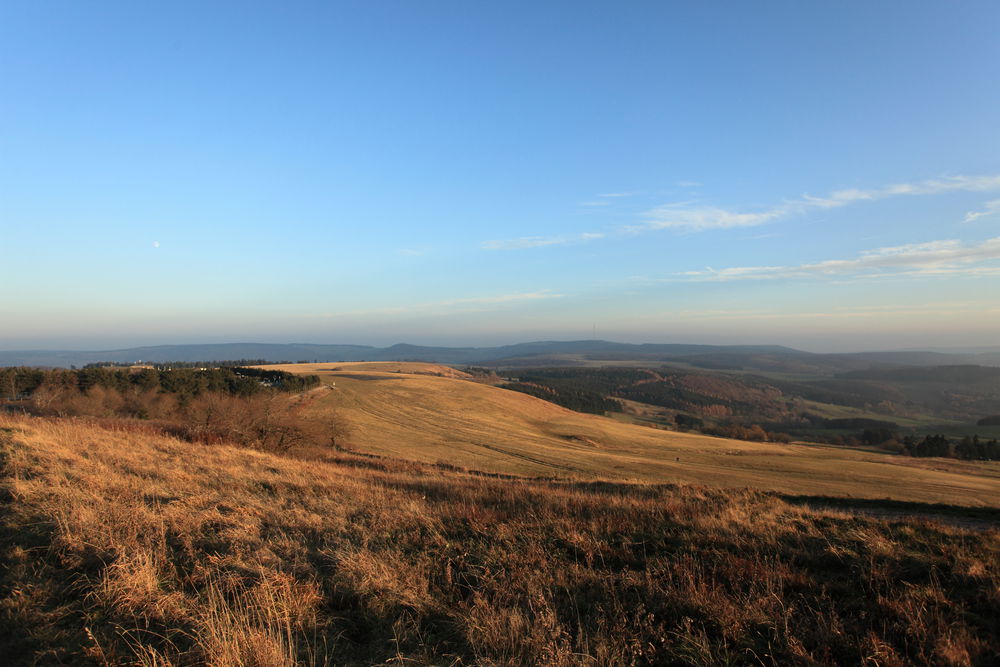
1,414,998,665
263,363,1000,507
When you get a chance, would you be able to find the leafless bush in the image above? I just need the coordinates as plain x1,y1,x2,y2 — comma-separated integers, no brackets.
25,379,346,454
181,392,346,453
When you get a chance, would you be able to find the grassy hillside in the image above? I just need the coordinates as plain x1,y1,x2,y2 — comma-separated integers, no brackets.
2,415,998,665
264,363,1000,508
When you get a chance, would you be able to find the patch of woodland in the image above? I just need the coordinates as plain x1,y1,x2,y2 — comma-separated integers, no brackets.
0,366,345,454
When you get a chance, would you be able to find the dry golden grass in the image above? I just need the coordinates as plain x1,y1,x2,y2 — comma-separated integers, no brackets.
1,414,998,665
307,361,473,379
261,362,1000,507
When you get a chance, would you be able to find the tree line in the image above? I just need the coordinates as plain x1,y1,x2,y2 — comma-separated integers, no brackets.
1,365,319,402
860,428,1000,460
0,366,339,454
501,381,621,415
83,359,274,369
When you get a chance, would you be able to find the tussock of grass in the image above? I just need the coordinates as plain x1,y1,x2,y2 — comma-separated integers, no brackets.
1,414,998,665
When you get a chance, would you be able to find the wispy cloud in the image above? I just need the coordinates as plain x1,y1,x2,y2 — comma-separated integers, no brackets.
481,236,566,250
432,290,562,307
482,232,604,250
643,174,1000,232
965,199,1000,223
678,236,1000,282
672,302,982,321
676,180,701,188
366,290,564,315
483,174,1000,252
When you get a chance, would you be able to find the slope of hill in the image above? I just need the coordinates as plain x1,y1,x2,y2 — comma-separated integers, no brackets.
265,362,1000,507
2,415,998,665
504,364,1000,429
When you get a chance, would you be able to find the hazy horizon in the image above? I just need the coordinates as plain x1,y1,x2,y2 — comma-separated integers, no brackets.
3,334,1000,357
4,2,999,352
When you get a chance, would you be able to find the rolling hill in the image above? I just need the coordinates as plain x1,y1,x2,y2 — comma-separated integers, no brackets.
265,362,1000,507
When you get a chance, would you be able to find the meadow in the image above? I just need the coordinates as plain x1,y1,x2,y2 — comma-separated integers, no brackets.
263,363,1000,508
2,414,998,665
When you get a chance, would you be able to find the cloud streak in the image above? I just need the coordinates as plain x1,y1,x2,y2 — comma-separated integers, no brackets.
482,232,604,250
643,174,1000,232
678,236,1000,282
481,174,1000,251
965,199,1000,223
432,291,563,307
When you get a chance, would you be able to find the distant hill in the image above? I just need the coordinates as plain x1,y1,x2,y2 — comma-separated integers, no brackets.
2,339,1000,371
0,340,801,368
838,350,1000,368
841,365,1000,383
0,343,377,368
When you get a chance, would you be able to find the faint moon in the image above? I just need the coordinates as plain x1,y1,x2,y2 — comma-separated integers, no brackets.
153,241,161,248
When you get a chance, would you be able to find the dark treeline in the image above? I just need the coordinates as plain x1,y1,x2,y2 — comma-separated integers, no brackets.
842,364,1000,383
1,366,319,402
904,434,1000,460
860,428,1000,460
501,381,621,414
505,367,701,410
822,417,901,430
763,377,897,411
506,367,649,395
83,359,276,369
916,435,1000,461
505,366,786,418
1,366,339,454
500,368,643,415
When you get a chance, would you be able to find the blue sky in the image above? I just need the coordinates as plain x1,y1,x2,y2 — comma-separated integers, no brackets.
3,1,999,351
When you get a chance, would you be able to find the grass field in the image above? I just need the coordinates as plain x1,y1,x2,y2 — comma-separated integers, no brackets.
262,363,1000,508
2,414,998,665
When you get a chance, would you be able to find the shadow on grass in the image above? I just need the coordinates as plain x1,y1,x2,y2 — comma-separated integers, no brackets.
777,492,1000,529
0,430,97,664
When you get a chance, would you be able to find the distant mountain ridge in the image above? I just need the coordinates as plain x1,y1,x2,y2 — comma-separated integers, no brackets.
0,340,796,368
2,339,1000,371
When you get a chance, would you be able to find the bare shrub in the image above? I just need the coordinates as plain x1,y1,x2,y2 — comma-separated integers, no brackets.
180,392,340,453
28,379,75,416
